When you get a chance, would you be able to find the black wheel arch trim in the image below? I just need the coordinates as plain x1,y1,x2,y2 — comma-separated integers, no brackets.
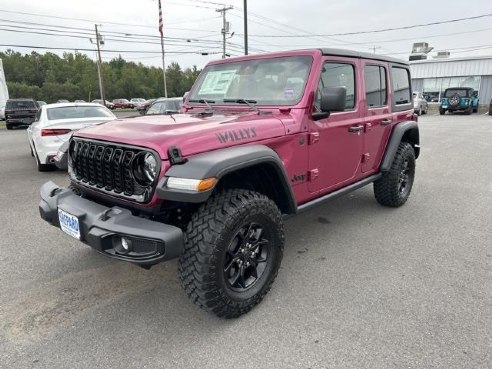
381,121,420,172
156,144,297,214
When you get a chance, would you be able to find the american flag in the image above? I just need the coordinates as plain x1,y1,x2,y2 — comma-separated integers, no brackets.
158,0,163,37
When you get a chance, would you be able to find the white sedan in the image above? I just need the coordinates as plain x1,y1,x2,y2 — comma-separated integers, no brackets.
27,103,117,171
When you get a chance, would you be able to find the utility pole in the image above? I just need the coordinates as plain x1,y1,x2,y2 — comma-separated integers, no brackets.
243,0,248,55
216,5,233,59
370,45,381,54
93,25,106,103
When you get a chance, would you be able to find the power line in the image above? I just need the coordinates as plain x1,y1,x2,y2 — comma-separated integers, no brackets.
0,43,221,54
239,13,492,38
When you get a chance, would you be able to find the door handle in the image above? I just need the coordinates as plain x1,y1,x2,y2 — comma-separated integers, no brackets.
348,125,364,133
380,119,392,126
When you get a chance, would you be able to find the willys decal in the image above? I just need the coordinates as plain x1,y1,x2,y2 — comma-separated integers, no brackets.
216,127,257,144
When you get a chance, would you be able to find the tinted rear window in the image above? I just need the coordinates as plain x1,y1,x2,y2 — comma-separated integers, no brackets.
444,89,470,98
47,106,114,120
6,100,36,109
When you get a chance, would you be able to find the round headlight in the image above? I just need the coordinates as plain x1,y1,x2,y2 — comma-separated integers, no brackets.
143,153,158,182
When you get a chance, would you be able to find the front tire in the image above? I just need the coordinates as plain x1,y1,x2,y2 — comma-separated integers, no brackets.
374,142,416,207
178,189,284,318
439,108,446,115
6,123,13,130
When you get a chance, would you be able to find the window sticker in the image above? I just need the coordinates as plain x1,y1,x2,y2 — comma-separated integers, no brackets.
198,70,237,95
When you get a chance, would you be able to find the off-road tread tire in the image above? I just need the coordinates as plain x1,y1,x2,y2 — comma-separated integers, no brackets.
178,189,284,319
374,142,415,207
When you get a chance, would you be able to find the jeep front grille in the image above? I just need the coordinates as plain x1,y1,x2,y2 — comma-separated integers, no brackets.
69,138,157,203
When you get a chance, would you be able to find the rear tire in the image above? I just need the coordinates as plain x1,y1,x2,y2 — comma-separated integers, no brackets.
465,106,472,115
6,123,13,130
178,189,284,318
374,142,415,207
439,108,446,115
417,106,422,116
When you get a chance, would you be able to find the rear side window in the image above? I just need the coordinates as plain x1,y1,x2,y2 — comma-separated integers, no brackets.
391,67,411,105
316,62,356,110
365,65,387,107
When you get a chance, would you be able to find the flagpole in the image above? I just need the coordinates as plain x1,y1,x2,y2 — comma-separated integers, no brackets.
158,0,168,98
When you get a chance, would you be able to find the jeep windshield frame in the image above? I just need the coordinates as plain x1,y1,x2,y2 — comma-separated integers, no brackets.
188,55,313,107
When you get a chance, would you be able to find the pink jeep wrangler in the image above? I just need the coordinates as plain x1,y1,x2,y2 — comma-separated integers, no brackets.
40,48,419,318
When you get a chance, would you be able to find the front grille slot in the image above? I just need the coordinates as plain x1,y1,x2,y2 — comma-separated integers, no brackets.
70,138,155,202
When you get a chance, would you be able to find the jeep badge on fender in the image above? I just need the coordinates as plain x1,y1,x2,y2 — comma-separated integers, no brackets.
39,48,419,318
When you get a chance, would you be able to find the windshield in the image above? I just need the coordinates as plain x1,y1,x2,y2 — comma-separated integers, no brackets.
47,106,114,120
444,89,470,98
188,56,313,106
146,100,183,115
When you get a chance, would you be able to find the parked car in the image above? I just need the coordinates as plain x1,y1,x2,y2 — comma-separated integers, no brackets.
145,97,183,115
92,99,115,110
130,98,146,109
74,100,86,103
112,99,133,109
439,87,479,115
137,99,156,114
489,97,492,115
0,105,5,121
39,48,420,318
57,99,69,103
37,101,47,106
412,92,428,115
27,103,116,171
4,98,40,129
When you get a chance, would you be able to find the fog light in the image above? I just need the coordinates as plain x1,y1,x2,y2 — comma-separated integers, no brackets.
121,237,131,250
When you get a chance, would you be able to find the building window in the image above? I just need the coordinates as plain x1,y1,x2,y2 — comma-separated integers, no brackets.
422,76,481,101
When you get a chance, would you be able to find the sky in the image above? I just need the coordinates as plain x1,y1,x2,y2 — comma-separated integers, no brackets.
0,0,492,69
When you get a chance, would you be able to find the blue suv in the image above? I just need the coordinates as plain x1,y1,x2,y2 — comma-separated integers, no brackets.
440,87,479,115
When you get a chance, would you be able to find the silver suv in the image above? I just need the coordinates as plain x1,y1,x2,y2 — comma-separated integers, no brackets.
413,92,428,116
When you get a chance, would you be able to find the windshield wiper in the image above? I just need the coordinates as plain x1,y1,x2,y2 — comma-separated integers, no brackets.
188,99,215,116
223,98,259,112
188,99,215,109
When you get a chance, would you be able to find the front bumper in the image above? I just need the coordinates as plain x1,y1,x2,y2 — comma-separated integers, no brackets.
39,181,184,266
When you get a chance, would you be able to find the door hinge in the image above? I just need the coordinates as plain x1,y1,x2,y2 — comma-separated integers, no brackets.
308,132,320,145
308,169,319,181
362,153,371,163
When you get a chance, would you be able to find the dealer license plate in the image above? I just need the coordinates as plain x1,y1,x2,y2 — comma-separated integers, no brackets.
58,208,81,240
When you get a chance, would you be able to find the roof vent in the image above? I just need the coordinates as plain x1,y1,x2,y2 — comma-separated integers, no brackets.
434,51,451,59
409,42,434,61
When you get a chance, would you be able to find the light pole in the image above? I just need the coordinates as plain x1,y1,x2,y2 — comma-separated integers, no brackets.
243,0,248,55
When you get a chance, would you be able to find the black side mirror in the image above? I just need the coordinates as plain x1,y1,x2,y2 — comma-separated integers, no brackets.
313,87,346,121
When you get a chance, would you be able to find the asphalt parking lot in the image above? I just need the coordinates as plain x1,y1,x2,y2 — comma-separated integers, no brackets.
0,114,491,369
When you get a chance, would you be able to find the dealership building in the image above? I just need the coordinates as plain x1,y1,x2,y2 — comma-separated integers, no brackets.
410,55,492,104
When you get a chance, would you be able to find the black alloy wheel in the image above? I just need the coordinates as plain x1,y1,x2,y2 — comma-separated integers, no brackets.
224,222,271,291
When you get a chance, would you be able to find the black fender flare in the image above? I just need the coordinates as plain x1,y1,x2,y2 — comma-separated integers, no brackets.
156,144,297,214
381,121,420,172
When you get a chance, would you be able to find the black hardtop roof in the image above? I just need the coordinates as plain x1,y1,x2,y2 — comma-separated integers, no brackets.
320,48,408,66
445,87,474,91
